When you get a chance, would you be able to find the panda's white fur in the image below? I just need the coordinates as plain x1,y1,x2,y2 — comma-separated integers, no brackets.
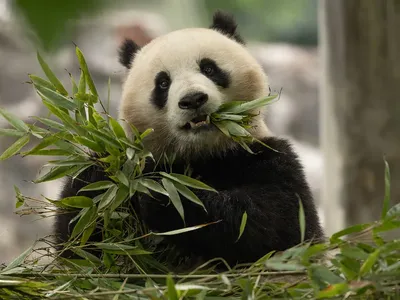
119,27,270,159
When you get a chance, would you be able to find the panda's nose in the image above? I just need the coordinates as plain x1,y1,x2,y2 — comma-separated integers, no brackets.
178,92,208,110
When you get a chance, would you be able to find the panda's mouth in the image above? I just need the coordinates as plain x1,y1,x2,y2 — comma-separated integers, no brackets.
183,115,212,130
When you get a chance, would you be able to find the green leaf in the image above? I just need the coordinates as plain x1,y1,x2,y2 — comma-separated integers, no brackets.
21,134,59,156
381,159,391,219
76,47,98,98
109,185,129,212
84,127,121,149
152,222,219,236
139,178,169,196
94,243,151,255
79,222,97,248
116,170,130,187
309,264,344,289
166,275,179,300
74,136,104,152
215,120,251,137
109,117,127,140
98,185,118,211
0,134,30,161
330,223,371,243
217,94,278,114
61,196,93,208
316,282,349,299
71,248,101,265
162,178,184,222
385,202,400,220
359,249,380,276
298,196,306,243
0,107,29,132
70,206,97,239
79,181,116,193
34,165,81,183
0,245,33,273
0,128,26,137
32,117,65,131
140,128,154,140
35,84,77,111
27,149,72,156
173,182,206,210
42,100,85,135
160,172,217,192
78,69,86,95
235,211,247,242
28,75,57,91
37,52,68,95
46,159,92,167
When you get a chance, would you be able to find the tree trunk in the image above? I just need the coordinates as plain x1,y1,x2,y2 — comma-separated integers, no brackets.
319,0,400,235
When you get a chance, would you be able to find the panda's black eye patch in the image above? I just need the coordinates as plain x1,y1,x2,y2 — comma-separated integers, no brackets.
199,58,230,89
151,71,170,109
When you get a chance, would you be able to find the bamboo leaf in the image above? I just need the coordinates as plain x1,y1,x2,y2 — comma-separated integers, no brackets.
74,136,104,152
35,84,77,111
0,245,33,273
359,249,380,276
385,202,400,220
0,107,29,132
84,127,121,149
37,52,68,96
173,182,206,210
76,47,98,98
27,149,72,156
160,172,217,192
162,178,184,222
152,221,220,236
94,243,151,255
166,275,179,300
79,181,116,193
330,223,371,243
235,211,248,243
309,264,344,288
32,117,65,131
34,165,82,183
109,117,127,140
316,282,349,299
98,185,118,211
0,135,30,161
298,195,306,243
216,94,278,114
109,185,129,212
61,196,93,208
0,128,26,137
139,178,169,196
28,75,56,91
381,159,391,219
70,206,97,239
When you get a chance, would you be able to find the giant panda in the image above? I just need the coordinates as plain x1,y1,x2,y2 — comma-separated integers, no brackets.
54,11,324,269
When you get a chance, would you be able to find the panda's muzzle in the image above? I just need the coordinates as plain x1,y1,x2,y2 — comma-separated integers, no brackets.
179,92,214,130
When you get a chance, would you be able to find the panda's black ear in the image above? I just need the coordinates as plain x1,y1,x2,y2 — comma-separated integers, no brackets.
210,10,244,44
118,39,141,69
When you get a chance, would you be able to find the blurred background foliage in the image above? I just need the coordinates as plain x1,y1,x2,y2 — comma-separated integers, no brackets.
11,0,318,51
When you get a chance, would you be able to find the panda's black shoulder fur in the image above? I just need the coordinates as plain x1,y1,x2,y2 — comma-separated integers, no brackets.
54,136,324,267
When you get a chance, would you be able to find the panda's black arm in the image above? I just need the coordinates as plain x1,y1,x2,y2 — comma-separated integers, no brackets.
53,163,110,255
138,137,325,265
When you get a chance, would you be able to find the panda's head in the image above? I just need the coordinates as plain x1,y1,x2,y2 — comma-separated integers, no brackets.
118,11,270,159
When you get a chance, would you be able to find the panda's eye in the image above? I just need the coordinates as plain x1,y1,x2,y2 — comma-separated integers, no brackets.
159,79,170,89
202,65,214,76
